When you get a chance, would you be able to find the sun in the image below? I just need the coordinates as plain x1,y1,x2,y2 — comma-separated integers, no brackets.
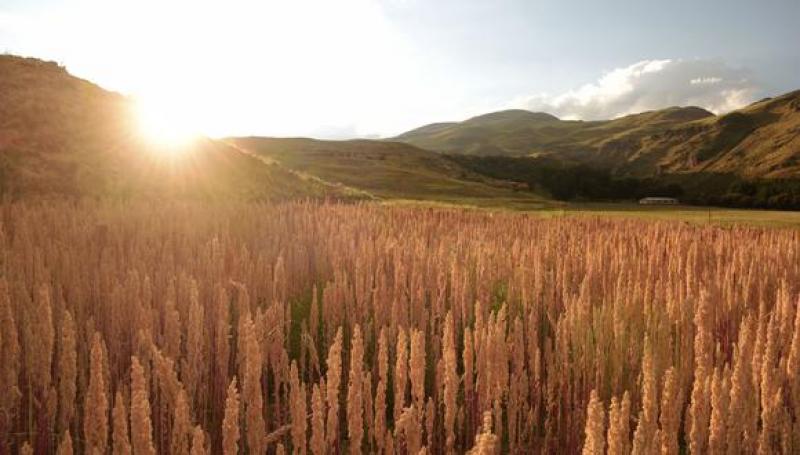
135,98,200,151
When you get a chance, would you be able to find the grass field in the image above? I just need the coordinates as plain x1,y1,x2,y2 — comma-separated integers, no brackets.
549,203,800,228
388,199,800,228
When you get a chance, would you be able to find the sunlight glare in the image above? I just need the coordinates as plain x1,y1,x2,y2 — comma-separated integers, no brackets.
135,98,200,152
15,0,423,138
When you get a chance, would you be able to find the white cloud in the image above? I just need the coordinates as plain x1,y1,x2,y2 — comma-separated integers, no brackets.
690,77,723,85
514,59,760,120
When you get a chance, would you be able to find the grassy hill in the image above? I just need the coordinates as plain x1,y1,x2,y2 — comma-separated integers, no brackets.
0,55,334,200
395,106,713,161
227,137,551,208
628,91,800,178
396,94,800,180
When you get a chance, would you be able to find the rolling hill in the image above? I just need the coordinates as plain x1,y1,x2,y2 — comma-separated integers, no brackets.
395,106,714,161
625,91,800,178
227,137,551,208
4,53,798,209
0,55,334,199
396,93,800,180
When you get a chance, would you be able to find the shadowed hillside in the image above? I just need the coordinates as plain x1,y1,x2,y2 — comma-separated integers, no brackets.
630,91,800,178
0,55,335,199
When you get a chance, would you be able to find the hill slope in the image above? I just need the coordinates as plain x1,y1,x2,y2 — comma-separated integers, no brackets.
228,137,551,207
396,109,570,156
396,94,800,179
625,91,800,178
0,55,332,199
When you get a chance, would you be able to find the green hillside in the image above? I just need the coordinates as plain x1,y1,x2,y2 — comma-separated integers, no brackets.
628,91,800,178
396,94,800,180
227,137,551,208
395,106,713,161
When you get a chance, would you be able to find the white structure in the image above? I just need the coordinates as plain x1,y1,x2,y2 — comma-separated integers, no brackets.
639,197,679,205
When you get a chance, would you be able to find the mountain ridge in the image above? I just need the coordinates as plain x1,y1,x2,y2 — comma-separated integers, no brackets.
395,93,800,179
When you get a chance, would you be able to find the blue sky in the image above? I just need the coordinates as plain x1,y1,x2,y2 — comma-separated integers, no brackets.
2,0,798,137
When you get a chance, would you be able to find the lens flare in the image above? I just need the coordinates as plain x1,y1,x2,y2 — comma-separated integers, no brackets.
135,98,199,152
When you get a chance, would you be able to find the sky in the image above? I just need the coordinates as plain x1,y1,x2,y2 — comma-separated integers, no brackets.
1,0,799,138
